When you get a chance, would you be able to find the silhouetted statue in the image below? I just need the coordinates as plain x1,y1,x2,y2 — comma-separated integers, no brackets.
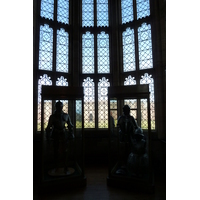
110,111,115,136
46,101,75,176
117,105,138,142
116,105,147,176
127,127,148,177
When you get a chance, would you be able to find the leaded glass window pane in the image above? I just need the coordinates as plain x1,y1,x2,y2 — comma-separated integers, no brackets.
82,32,94,74
121,0,134,24
57,0,69,24
39,24,53,71
138,23,153,70
122,28,136,72
37,74,52,131
97,32,110,73
124,75,136,85
83,77,95,128
76,100,82,128
56,76,68,86
110,100,117,127
56,76,69,113
140,73,155,129
137,0,150,20
40,0,54,20
56,29,69,73
43,100,53,131
110,100,117,110
97,0,109,27
98,77,110,128
82,0,94,27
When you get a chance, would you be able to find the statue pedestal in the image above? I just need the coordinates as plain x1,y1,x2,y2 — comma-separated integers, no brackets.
107,85,154,193
48,167,75,176
40,86,86,191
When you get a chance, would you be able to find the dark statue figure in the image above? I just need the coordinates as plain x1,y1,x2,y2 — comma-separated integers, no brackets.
127,127,148,177
117,105,138,144
110,111,115,136
116,105,148,177
45,101,75,176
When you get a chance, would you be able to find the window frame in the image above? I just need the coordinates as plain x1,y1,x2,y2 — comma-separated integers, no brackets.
118,0,156,130
80,0,112,130
34,0,72,133
33,0,160,135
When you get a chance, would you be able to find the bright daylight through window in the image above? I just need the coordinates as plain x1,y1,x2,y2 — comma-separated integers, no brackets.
36,0,155,132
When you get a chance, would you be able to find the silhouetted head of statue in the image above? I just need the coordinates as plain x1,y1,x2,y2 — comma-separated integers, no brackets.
123,105,130,116
55,101,63,112
133,127,144,141
135,127,143,135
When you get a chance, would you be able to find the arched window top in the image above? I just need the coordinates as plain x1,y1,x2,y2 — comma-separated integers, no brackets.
98,77,110,98
38,74,52,102
39,74,52,85
138,22,151,34
124,75,136,85
56,76,68,86
140,73,155,129
98,77,110,88
83,77,95,91
140,73,154,97
82,31,94,39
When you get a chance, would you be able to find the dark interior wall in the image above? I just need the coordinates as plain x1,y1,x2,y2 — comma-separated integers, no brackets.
85,137,109,164
33,0,166,176
151,0,166,141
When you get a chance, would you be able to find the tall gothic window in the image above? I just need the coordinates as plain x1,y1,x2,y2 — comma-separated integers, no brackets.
36,0,70,131
82,0,110,129
34,0,156,133
121,0,155,130
124,75,137,122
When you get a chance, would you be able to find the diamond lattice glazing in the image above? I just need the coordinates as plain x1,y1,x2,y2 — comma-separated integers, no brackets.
56,29,69,72
97,32,110,73
57,0,69,24
123,28,136,72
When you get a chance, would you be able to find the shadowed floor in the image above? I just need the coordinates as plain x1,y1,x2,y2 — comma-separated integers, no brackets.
34,163,166,200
